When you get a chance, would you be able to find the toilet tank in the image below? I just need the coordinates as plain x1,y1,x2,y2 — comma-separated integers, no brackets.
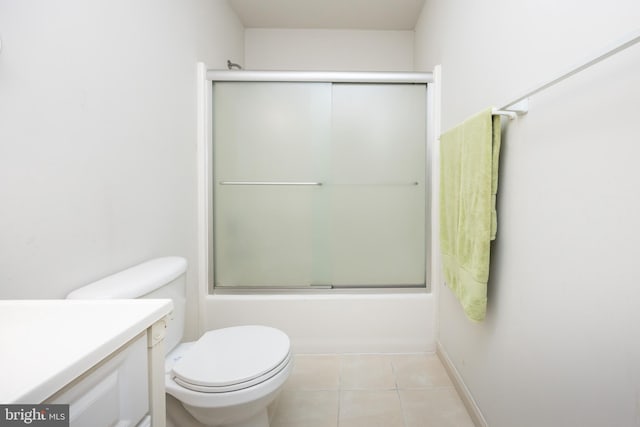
67,257,188,354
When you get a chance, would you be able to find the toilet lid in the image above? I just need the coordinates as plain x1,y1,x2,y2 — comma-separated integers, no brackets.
171,325,291,392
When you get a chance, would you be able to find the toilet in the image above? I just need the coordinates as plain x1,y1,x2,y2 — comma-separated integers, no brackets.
67,257,293,427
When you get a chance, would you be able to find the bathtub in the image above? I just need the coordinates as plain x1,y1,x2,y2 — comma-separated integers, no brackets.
202,292,435,354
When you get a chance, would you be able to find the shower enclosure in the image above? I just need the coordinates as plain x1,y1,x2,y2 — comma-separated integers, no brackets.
211,75,430,291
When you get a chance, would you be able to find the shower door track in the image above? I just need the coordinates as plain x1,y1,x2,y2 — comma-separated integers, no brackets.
213,284,428,294
207,70,434,84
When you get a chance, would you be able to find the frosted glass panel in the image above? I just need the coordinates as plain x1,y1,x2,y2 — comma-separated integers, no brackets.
213,83,331,287
213,82,426,289
331,186,425,285
215,186,315,286
330,84,426,286
214,83,331,181
331,84,426,183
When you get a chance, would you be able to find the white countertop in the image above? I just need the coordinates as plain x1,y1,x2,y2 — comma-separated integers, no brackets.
0,299,173,403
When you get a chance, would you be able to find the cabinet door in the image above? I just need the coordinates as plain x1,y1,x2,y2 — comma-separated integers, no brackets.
47,334,149,427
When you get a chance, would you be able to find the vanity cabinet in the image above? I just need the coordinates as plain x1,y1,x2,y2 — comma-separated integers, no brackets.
46,334,150,427
0,300,172,427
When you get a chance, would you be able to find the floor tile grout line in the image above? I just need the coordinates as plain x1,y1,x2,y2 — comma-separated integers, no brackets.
390,354,400,390
390,356,411,427
396,388,409,427
336,389,341,427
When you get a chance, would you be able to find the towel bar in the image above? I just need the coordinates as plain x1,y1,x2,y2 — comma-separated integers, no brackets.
219,181,323,186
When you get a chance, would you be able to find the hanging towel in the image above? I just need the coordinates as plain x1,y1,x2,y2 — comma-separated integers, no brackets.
439,108,501,322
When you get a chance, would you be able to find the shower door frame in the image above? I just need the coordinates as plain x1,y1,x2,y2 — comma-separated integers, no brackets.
197,65,436,295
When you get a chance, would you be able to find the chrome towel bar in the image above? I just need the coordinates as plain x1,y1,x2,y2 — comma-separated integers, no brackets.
219,181,323,186
218,181,420,186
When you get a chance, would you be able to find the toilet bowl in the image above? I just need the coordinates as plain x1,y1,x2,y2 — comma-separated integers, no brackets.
67,257,292,427
164,325,293,427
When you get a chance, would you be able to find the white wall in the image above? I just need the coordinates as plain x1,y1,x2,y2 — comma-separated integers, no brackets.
0,0,243,338
244,28,414,71
415,1,640,426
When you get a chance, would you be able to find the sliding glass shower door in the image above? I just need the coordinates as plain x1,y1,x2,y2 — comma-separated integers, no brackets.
213,81,426,289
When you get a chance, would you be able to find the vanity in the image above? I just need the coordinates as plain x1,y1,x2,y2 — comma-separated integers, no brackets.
0,299,173,427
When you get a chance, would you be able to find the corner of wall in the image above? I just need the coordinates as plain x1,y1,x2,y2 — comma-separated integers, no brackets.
437,341,487,427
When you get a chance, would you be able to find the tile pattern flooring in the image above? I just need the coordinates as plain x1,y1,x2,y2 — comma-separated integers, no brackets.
269,353,475,427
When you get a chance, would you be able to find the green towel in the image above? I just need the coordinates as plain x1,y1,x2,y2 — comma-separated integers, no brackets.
439,108,501,322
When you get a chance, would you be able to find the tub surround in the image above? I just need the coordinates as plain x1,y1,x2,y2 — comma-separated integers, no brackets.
0,299,172,406
204,293,435,354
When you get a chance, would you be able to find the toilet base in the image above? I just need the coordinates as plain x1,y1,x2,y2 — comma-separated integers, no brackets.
183,401,273,427
219,409,268,427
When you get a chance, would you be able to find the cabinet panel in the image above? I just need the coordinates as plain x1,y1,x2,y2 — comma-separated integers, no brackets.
47,334,149,427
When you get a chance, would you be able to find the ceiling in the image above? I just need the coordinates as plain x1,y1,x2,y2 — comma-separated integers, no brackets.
228,0,426,31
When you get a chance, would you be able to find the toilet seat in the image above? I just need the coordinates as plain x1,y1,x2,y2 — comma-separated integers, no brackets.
171,325,291,393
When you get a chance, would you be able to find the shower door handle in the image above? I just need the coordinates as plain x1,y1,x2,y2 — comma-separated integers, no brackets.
219,181,323,186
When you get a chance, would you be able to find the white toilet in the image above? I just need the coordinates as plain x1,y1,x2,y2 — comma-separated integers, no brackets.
67,257,293,427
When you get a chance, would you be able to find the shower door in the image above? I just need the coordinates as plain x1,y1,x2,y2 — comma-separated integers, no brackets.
213,81,426,290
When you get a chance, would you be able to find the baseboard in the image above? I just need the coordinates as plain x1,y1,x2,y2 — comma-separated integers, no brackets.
436,342,488,427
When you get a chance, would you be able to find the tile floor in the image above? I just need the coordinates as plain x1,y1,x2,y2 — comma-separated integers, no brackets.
269,353,476,427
